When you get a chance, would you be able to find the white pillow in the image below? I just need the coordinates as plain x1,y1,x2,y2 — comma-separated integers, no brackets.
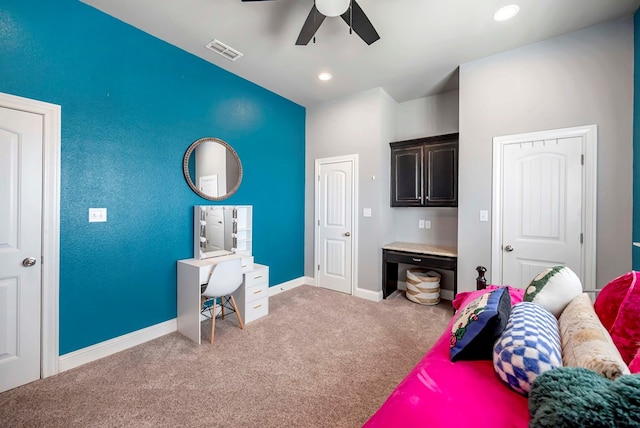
523,266,582,318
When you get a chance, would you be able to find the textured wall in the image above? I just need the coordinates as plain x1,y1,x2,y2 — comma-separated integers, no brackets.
634,10,640,270
0,0,305,354
305,88,393,294
459,18,634,291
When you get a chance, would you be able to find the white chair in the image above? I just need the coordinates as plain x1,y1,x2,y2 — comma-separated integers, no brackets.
200,258,245,343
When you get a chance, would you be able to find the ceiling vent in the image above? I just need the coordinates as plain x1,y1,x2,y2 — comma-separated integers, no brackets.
205,39,243,61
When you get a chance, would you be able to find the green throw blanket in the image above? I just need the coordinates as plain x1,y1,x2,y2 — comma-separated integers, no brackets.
529,367,640,427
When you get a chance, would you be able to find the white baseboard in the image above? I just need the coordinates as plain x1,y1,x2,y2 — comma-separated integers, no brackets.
268,276,314,297
59,319,177,373
58,275,389,372
354,287,383,302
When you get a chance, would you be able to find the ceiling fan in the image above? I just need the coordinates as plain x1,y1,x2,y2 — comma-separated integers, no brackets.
242,0,380,46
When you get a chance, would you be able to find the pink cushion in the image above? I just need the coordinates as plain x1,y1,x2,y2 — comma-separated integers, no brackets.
594,272,640,365
364,287,528,428
630,350,640,374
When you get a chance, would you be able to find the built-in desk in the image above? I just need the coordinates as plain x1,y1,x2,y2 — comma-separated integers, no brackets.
177,254,269,344
382,242,457,299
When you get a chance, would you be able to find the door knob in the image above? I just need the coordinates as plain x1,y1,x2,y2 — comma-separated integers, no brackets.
504,245,514,252
22,257,37,267
344,232,351,237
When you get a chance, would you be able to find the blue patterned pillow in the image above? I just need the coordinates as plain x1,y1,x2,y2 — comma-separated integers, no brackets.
450,287,511,362
493,302,562,395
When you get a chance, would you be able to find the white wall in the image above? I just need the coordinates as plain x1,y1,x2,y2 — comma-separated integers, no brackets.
392,91,460,293
396,90,459,140
305,89,461,295
393,91,460,250
305,88,397,293
458,18,634,292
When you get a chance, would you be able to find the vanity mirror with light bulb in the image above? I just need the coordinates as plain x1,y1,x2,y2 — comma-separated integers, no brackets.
194,205,252,260
177,139,269,344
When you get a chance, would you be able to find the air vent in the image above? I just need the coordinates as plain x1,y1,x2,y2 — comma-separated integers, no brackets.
205,39,243,61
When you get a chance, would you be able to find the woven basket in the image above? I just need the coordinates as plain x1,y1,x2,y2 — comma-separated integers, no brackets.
406,269,441,305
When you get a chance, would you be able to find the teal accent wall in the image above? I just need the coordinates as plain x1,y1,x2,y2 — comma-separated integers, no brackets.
0,0,305,354
635,9,640,270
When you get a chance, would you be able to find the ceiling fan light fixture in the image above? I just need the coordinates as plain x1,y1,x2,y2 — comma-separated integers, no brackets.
315,0,350,17
318,72,333,81
493,4,520,22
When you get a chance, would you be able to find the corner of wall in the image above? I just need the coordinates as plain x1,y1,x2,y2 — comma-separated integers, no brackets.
634,8,640,269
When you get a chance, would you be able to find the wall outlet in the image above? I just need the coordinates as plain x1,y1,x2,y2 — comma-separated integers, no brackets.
424,220,431,229
418,220,425,229
363,208,372,217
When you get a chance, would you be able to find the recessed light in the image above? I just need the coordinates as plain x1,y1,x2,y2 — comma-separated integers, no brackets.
493,4,520,22
318,72,333,81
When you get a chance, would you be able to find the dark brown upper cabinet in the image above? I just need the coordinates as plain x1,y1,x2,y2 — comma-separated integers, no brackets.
390,133,458,207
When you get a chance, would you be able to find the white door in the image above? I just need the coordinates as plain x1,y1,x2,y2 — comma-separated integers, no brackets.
0,106,44,392
502,138,582,287
315,157,356,295
492,125,597,290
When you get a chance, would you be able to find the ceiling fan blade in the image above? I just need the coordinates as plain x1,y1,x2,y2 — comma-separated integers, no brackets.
296,5,326,45
340,0,380,45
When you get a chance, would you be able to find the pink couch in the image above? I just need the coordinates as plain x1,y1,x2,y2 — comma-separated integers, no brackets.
364,286,528,428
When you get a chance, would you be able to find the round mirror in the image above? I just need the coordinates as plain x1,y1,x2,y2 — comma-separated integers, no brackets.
182,137,243,201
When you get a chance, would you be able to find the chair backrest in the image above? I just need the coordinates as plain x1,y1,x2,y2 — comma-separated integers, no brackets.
202,257,243,298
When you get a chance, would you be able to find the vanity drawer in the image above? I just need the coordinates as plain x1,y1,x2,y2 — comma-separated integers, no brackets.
240,256,254,273
245,281,268,304
244,298,269,323
245,266,268,288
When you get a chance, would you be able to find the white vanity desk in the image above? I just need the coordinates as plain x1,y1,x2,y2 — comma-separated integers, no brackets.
177,253,269,344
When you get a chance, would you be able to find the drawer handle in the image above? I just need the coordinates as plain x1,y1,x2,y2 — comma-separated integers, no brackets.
242,264,247,268
252,289,262,295
253,275,263,279
253,304,262,309
412,258,422,262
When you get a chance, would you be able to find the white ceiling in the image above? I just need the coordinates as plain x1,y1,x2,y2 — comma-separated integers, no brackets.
81,0,640,107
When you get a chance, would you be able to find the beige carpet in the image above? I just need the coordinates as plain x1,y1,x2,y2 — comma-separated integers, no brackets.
0,285,452,428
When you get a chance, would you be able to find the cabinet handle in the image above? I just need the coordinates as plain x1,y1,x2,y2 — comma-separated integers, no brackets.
253,289,262,295
253,304,262,309
412,258,422,262
253,275,262,279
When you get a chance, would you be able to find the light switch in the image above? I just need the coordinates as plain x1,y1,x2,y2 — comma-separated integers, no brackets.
89,208,107,223
424,220,431,229
419,220,425,229
480,210,489,222
363,208,372,217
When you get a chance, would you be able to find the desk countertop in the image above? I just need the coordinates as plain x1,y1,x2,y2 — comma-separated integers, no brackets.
382,242,457,258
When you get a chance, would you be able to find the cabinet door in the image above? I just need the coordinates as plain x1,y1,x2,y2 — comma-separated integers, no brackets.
391,146,423,206
425,143,458,207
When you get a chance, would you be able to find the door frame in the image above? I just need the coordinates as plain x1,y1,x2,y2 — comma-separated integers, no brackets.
314,154,358,294
491,124,597,289
0,92,61,378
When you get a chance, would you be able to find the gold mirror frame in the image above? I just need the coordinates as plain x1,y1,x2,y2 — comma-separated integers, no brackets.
182,137,243,201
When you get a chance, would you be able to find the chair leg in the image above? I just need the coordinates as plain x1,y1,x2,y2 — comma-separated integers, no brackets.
229,295,245,330
210,306,216,344
221,297,225,319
